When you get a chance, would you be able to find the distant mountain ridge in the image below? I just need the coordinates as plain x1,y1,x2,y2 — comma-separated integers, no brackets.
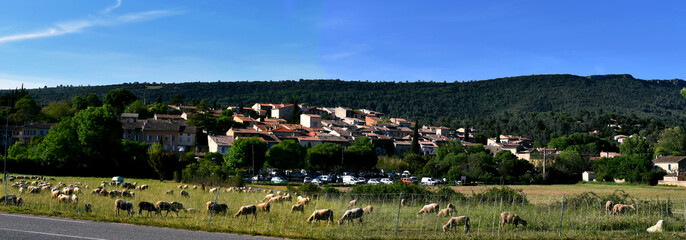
5,74,686,121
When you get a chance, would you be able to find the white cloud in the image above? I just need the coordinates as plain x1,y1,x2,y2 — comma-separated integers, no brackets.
0,73,51,89
104,0,122,13
0,2,180,44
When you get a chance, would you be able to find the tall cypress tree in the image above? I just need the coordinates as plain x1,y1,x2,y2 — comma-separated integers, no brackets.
410,120,420,154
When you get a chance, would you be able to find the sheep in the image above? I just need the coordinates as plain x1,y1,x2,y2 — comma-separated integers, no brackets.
338,208,364,226
156,201,182,217
178,185,183,189
62,187,73,195
109,190,122,197
206,201,228,215
291,204,305,213
257,202,270,213
297,197,311,205
437,208,454,217
605,201,614,214
283,194,292,202
209,187,218,193
138,201,160,216
0,194,22,206
193,185,198,190
363,205,374,214
186,208,200,213
348,199,358,207
58,194,71,203
446,203,455,210
268,196,286,203
137,184,148,190
183,185,188,189
417,203,440,215
73,187,81,194
115,199,134,216
84,203,92,213
28,186,41,194
18,187,25,194
234,205,258,219
401,199,406,207
180,190,189,197
647,220,664,233
165,190,174,195
307,209,334,224
443,216,470,233
51,190,60,198
122,190,134,198
262,194,275,202
71,194,79,203
500,212,527,229
612,204,636,215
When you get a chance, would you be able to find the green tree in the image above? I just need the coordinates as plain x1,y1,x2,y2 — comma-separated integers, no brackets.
266,139,306,169
306,143,342,170
654,127,686,156
103,88,137,114
494,150,534,184
169,94,184,106
410,120,420,154
124,100,149,117
343,137,378,170
10,95,41,123
619,134,651,158
72,93,102,110
224,137,268,174
147,143,178,181
41,100,76,122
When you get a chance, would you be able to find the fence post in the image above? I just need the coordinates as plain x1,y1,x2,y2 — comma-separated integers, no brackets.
395,192,403,236
207,186,221,226
558,194,565,237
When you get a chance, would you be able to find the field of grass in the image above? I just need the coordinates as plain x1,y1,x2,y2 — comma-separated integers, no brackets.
1,175,685,239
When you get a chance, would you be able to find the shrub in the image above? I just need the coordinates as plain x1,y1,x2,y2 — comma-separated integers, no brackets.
471,186,528,205
434,186,466,202
323,186,340,194
350,182,431,195
298,183,321,195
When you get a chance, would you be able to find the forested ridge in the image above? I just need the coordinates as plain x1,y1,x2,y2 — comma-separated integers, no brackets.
5,73,686,128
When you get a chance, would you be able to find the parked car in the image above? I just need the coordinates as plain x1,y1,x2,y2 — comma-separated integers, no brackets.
401,177,418,184
303,177,312,183
367,178,380,185
357,177,366,184
311,178,323,186
318,175,330,183
271,176,286,184
380,178,393,184
420,177,439,186
341,176,362,185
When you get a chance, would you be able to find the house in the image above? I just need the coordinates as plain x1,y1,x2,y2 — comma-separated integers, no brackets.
270,104,294,120
121,119,144,142
226,128,262,138
365,116,382,126
436,127,450,136
177,125,197,152
120,113,139,121
391,118,411,128
582,171,595,182
335,107,363,120
208,135,234,154
652,156,686,174
154,114,184,123
613,135,628,144
599,152,621,158
394,141,412,156
419,141,438,155
21,122,55,143
297,136,322,147
300,114,322,128
141,120,180,152
233,114,258,127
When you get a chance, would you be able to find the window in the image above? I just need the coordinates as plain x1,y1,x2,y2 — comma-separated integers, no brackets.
187,136,191,142
147,135,152,141
668,164,672,170
179,137,182,143
156,136,160,141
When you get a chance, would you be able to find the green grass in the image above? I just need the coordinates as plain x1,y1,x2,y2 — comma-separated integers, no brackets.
1,175,685,239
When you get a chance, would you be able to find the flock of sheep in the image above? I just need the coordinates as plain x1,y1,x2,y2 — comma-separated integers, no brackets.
1,175,668,234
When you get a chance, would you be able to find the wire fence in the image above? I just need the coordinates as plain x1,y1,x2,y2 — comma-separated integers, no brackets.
1,183,685,239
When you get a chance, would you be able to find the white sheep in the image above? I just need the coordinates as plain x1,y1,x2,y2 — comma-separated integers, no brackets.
115,199,134,216
291,204,304,213
307,209,334,223
234,205,257,219
338,208,364,225
348,199,357,207
417,203,440,215
500,212,527,228
363,205,373,214
647,220,664,233
605,201,614,214
443,216,470,233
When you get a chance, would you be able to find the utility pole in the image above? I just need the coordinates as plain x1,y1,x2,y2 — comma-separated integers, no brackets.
543,148,547,182
3,95,10,205
251,144,255,177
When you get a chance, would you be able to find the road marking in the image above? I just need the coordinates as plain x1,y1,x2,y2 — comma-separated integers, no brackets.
0,212,85,223
0,227,107,240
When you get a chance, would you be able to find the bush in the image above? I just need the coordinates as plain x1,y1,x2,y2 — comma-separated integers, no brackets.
350,182,431,195
299,183,321,194
434,186,466,202
226,174,245,187
471,186,528,205
323,186,340,194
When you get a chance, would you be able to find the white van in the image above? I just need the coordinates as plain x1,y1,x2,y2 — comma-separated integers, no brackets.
341,176,361,185
420,177,438,186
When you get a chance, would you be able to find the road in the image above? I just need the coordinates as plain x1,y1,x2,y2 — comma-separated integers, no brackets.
0,212,282,240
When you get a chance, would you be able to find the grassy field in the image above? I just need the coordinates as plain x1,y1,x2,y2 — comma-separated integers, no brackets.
1,175,685,239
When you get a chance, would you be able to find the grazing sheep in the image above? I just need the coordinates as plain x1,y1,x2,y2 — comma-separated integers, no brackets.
209,187,218,193
647,220,664,233
417,203,440,215
137,184,148,190
401,199,406,207
257,202,270,213
165,190,174,195
193,185,198,190
291,204,304,213
446,203,455,210
0,194,23,206
206,201,228,215
234,205,258,219
71,194,79,203
612,204,636,215
363,205,374,214
437,208,453,217
268,196,286,203
283,194,292,202
28,186,41,194
180,190,189,197
139,201,160,216
73,187,81,194
500,212,527,228
307,209,334,224
18,187,25,194
115,199,134,216
605,201,614,214
183,185,188,189
51,190,60,198
178,185,183,189
61,187,73,195
297,197,311,205
348,199,358,207
108,190,122,197
156,201,182,217
58,194,71,203
262,194,275,202
338,208,364,225
443,216,470,233
186,208,199,213
121,190,134,198
84,203,92,213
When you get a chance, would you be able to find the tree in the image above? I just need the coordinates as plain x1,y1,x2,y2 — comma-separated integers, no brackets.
224,137,268,174
41,100,76,122
72,93,101,110
620,134,651,158
169,94,184,106
266,139,306,169
124,100,149,117
306,143,342,170
10,95,41,123
410,120,420,154
147,143,178,181
654,127,686,156
494,150,534,184
103,88,137,114
343,137,378,170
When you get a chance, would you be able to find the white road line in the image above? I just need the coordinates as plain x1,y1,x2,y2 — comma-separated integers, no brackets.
0,213,86,223
0,227,108,240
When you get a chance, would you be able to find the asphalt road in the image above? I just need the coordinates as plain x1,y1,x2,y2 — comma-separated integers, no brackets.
0,212,282,240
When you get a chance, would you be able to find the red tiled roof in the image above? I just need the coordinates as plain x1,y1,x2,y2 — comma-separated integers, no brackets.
652,156,686,163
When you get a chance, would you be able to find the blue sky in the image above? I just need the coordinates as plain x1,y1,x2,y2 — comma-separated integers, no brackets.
1,0,685,89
